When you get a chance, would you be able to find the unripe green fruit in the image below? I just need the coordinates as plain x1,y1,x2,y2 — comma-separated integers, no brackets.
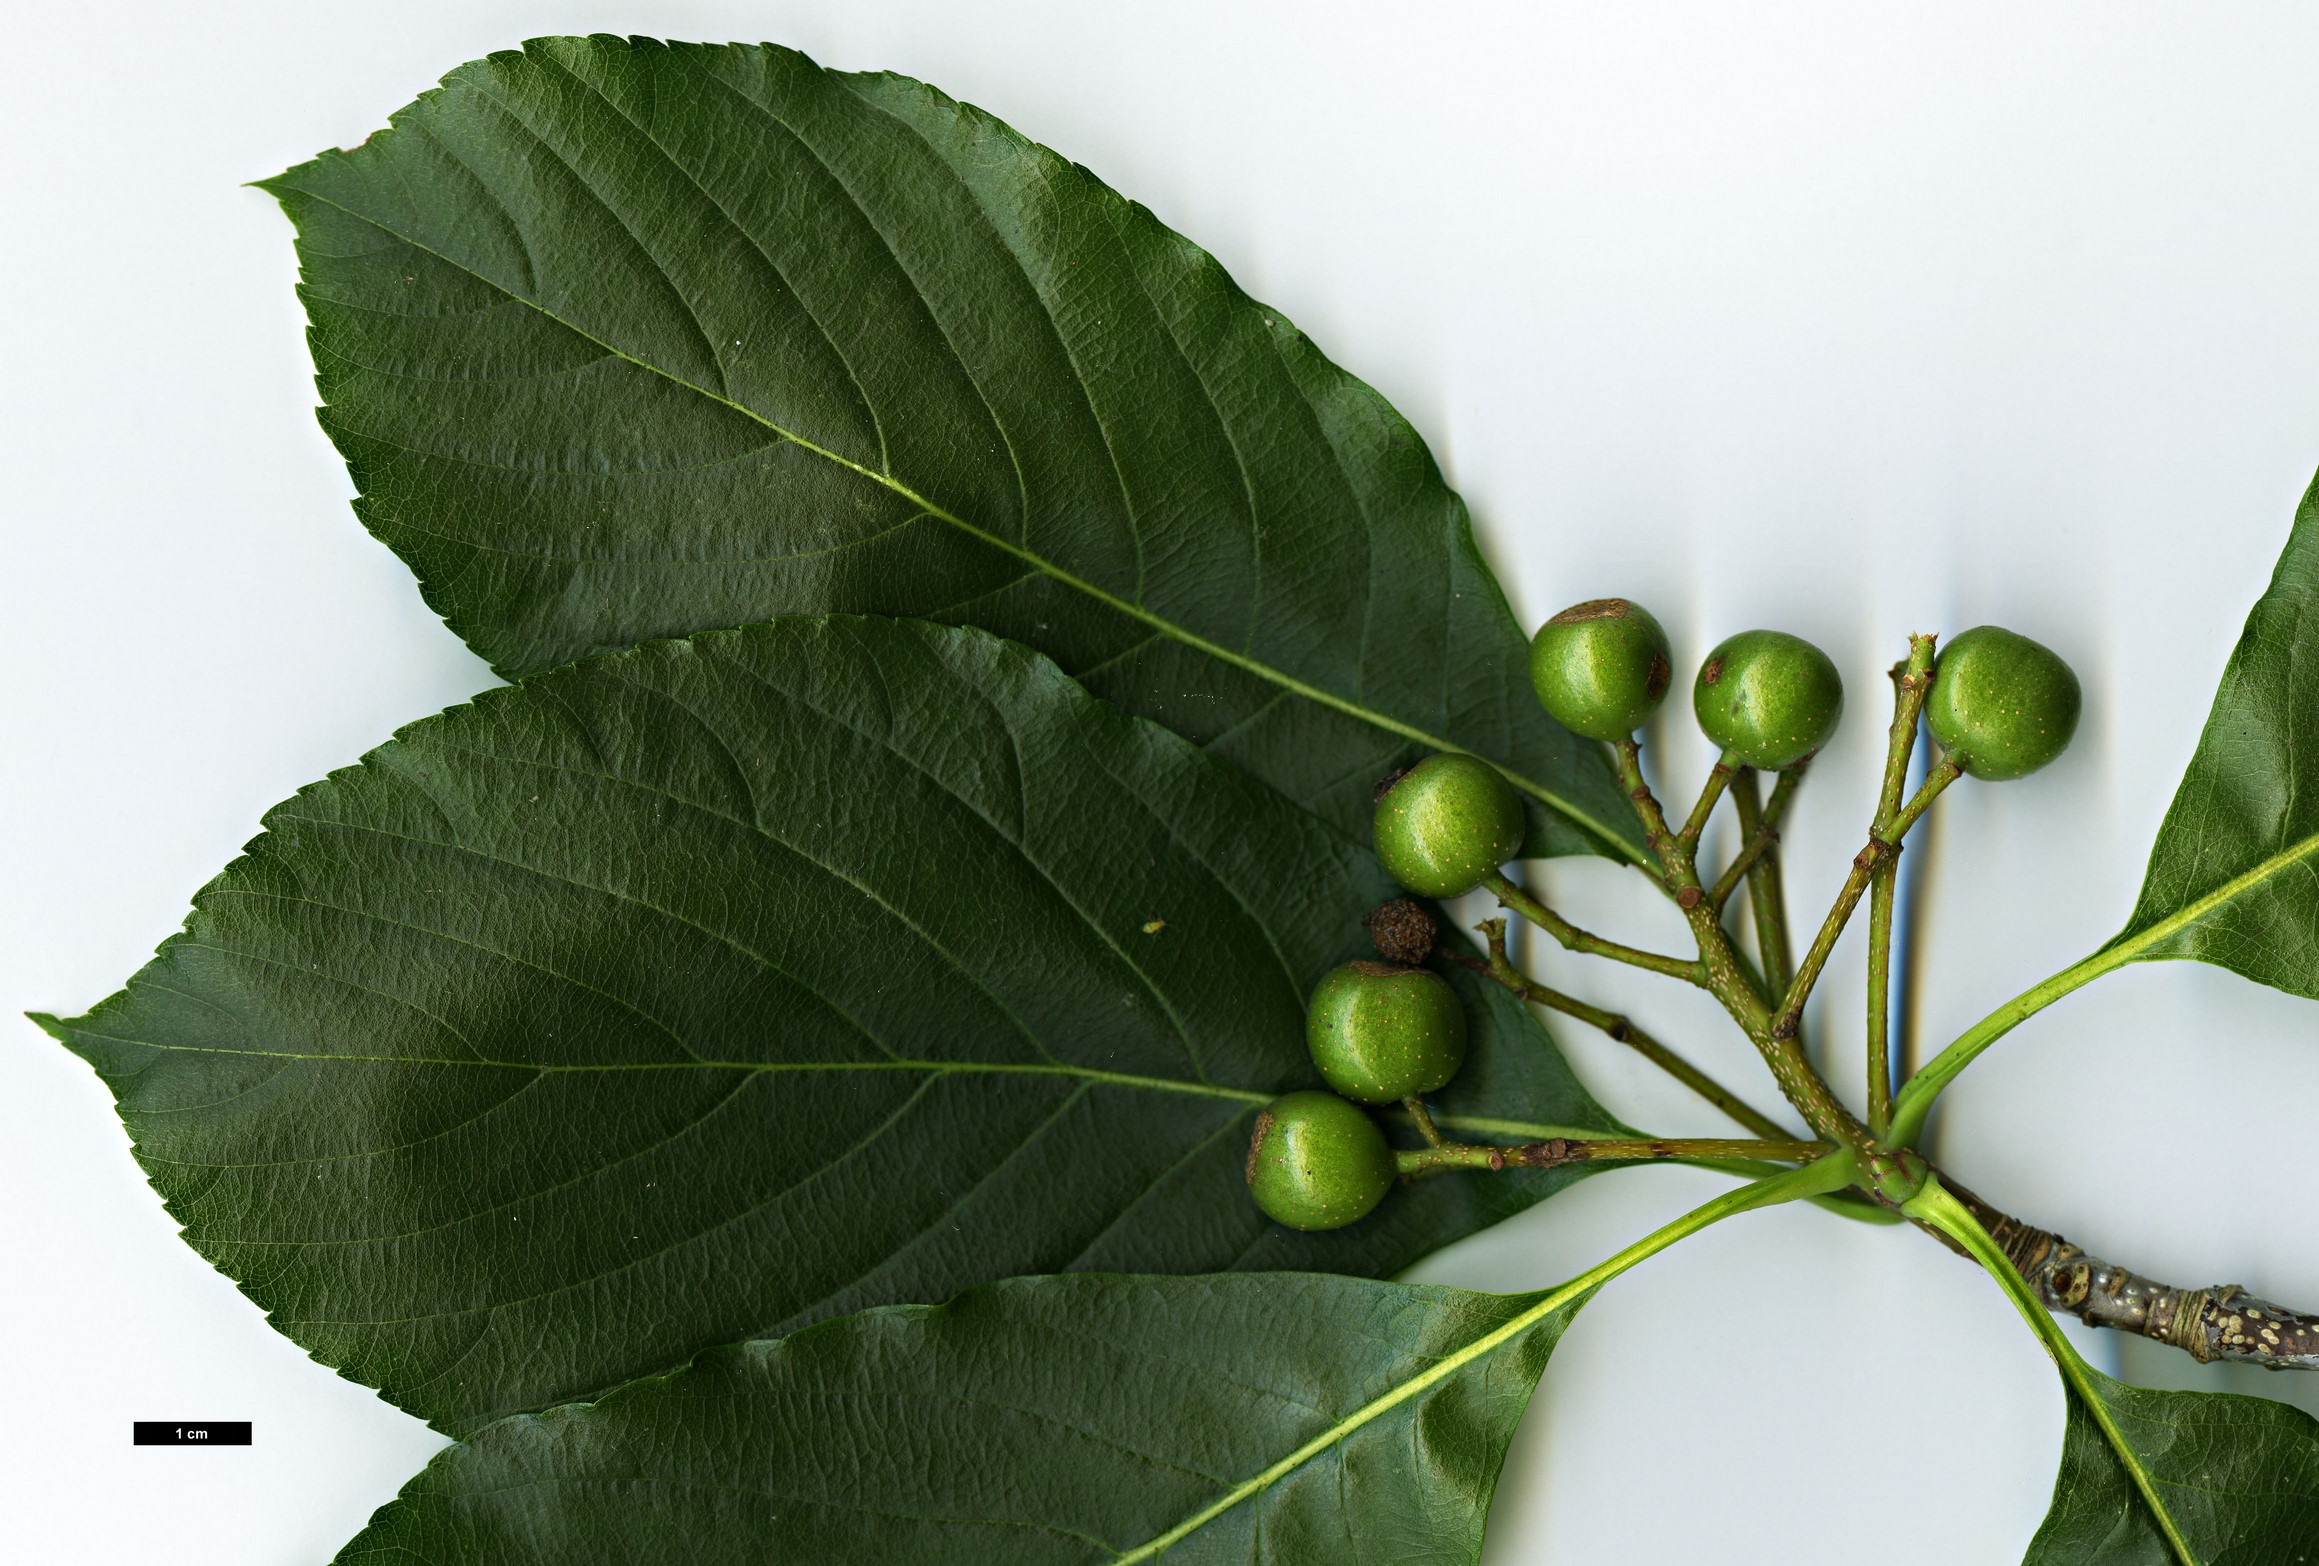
1692,631,1845,771
1373,754,1525,899
1926,625,2082,781
1244,1091,1396,1231
1529,598,1674,741
1306,961,1468,1104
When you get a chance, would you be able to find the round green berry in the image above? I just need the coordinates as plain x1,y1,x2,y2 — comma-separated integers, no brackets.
1926,626,2081,781
1692,630,1845,771
1245,1091,1396,1230
1306,961,1468,1104
1529,598,1674,741
1373,754,1525,899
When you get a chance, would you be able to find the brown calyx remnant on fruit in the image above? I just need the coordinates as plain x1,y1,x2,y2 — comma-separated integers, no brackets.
1547,597,1634,624
1244,1111,1275,1185
1363,898,1438,964
1372,767,1410,803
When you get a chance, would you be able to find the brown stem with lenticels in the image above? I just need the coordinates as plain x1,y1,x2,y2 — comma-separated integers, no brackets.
1941,1182,2319,1371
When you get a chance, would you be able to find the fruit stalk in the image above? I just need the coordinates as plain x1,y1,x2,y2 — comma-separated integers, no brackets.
1727,766,1802,1002
1605,741,1874,1157
1396,1134,1825,1178
1467,919,1793,1141
1865,864,1899,1138
1610,737,1696,895
1770,757,1956,1044
1865,637,1937,1136
1707,762,1802,914
1479,871,1704,983
1674,749,1742,853
1402,1095,1449,1148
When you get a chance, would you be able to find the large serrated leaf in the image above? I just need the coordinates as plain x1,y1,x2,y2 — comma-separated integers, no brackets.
259,34,1641,862
330,1271,1581,1566
37,617,1611,1433
2028,1368,2319,1565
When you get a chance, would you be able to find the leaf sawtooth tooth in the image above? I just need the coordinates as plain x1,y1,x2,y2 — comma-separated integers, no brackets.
35,617,1615,1434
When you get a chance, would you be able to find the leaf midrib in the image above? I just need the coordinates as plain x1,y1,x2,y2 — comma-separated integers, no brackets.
43,1025,1270,1103
41,1023,1617,1161
278,174,1646,865
1108,1158,1845,1560
2063,1376,2199,1566
1106,1281,1576,1563
1918,1186,2200,1566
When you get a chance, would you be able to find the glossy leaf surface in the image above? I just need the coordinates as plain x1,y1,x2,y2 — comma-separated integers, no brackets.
334,1271,1579,1565
38,618,1610,1432
261,36,1640,861
2028,1368,2319,1564
2119,470,2319,998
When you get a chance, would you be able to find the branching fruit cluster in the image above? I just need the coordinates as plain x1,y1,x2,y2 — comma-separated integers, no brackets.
1249,598,2085,1231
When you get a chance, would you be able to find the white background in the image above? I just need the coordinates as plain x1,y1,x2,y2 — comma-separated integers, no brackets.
7,3,2319,1561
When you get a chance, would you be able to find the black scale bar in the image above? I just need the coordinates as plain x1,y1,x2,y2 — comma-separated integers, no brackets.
133,1422,252,1445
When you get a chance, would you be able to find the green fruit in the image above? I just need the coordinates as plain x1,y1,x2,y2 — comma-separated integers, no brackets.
1529,598,1674,741
1926,625,2081,781
1306,961,1468,1104
1692,630,1845,770
1373,754,1525,898
1244,1091,1396,1231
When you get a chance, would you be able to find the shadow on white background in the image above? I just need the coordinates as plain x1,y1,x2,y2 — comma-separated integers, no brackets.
7,3,2319,1562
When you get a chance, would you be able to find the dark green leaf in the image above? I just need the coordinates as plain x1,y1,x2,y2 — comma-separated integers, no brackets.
2117,469,2319,999
259,35,1641,862
37,618,1610,1433
333,1271,1580,1566
2028,1367,2319,1565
